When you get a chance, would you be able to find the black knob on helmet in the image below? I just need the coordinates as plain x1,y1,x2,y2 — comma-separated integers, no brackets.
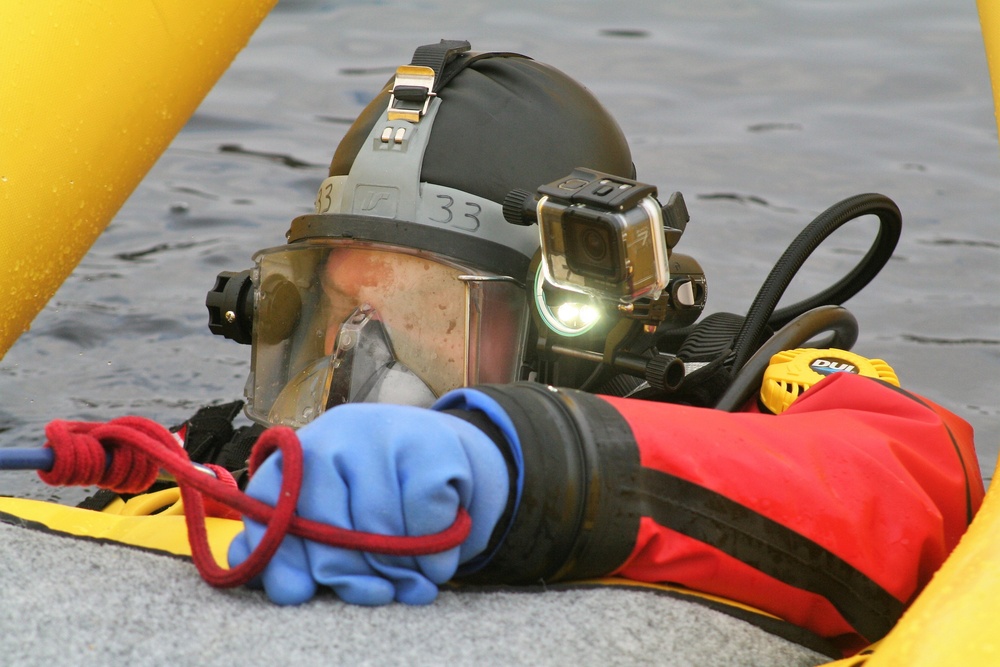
502,189,538,226
206,270,254,344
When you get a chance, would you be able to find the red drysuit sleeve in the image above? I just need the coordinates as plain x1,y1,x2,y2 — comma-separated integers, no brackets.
454,372,981,655
602,372,983,653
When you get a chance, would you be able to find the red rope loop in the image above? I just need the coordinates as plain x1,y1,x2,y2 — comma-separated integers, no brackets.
39,419,161,493
39,417,472,589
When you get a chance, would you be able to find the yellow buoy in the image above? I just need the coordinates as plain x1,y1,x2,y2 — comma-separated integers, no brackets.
980,0,1000,143
0,0,278,358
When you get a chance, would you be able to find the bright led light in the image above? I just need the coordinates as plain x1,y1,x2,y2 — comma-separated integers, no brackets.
557,302,581,324
533,265,602,337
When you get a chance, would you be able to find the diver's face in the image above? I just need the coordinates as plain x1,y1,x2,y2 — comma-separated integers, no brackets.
321,248,468,395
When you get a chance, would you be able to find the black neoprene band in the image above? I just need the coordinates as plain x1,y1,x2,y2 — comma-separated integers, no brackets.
455,383,641,585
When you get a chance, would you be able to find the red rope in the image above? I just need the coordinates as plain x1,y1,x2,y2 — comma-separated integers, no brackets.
39,417,472,588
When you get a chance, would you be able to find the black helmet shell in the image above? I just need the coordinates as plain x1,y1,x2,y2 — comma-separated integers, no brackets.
330,53,635,205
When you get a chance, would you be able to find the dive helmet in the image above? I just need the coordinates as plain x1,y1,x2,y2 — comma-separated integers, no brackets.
207,40,641,427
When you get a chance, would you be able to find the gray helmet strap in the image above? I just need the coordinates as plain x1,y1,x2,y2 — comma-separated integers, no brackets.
337,96,441,223
309,40,540,273
337,40,472,219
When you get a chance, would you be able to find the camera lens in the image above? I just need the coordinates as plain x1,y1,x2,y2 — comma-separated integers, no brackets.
563,209,621,280
581,228,608,262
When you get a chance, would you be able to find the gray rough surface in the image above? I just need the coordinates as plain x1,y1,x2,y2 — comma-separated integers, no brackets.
0,522,830,667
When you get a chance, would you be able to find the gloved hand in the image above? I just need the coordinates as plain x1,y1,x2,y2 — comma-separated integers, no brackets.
227,403,510,606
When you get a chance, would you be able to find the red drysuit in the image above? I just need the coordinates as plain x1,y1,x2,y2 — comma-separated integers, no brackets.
450,372,983,655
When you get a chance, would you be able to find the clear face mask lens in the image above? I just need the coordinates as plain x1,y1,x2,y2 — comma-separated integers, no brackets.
247,242,529,427
326,304,437,408
266,304,437,428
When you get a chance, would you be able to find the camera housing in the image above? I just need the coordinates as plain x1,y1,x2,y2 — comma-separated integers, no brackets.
535,168,669,303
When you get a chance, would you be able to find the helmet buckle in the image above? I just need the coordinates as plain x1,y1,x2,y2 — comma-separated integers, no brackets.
387,65,436,123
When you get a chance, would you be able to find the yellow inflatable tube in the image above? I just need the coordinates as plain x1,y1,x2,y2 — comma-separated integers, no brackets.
0,492,245,568
0,0,278,359
981,0,1000,142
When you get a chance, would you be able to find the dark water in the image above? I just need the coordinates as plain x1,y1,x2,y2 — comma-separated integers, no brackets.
1,0,997,503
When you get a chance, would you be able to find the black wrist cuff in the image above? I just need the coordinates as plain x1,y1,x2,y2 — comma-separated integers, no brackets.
455,383,641,585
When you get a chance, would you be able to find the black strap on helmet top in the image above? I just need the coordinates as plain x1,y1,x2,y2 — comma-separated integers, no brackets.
388,40,474,113
407,39,531,95
410,40,471,86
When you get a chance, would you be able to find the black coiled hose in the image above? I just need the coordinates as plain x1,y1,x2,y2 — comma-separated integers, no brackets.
726,193,901,375
714,305,859,412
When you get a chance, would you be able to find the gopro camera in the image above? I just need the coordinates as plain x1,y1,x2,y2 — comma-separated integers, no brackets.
529,168,669,303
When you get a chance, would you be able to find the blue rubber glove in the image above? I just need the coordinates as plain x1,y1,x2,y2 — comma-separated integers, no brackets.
227,403,510,606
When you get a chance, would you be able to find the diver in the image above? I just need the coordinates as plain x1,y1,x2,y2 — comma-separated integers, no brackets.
198,40,982,656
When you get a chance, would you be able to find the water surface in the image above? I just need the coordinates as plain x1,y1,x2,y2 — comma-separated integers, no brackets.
1,0,997,502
